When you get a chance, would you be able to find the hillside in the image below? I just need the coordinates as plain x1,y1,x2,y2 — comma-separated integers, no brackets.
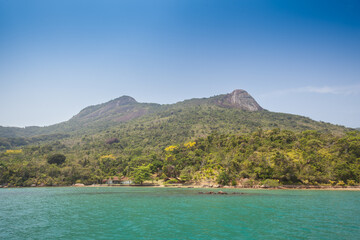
0,89,351,150
0,89,349,140
0,89,359,187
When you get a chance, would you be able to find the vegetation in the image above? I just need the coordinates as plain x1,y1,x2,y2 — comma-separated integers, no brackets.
132,164,152,185
0,92,350,143
47,154,66,165
0,129,359,187
0,92,358,187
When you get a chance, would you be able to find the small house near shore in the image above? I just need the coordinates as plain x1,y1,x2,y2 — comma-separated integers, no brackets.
102,176,133,185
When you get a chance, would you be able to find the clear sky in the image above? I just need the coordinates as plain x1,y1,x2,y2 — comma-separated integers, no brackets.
0,0,359,128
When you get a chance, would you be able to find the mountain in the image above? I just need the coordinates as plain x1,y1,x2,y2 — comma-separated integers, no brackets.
70,96,160,124
0,89,350,146
69,89,262,125
1,89,359,187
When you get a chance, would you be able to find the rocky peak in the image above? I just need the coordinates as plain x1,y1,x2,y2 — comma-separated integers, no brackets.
229,89,262,111
215,89,263,111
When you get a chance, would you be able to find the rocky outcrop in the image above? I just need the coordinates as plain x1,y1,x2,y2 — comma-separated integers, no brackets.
214,89,263,111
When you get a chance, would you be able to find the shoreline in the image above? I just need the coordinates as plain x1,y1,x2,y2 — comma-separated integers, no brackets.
2,183,360,191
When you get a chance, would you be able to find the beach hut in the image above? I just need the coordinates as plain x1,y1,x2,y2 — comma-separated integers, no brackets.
112,176,121,184
102,178,113,184
120,177,133,185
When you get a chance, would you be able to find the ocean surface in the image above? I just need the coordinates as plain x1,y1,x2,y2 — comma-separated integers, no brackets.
0,187,359,240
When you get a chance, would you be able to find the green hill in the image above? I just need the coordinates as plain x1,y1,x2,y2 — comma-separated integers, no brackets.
0,89,349,149
1,89,358,187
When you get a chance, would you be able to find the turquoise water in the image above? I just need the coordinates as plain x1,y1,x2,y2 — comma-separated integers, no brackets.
0,187,359,240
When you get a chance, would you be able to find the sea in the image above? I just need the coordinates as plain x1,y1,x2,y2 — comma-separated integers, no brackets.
0,187,359,239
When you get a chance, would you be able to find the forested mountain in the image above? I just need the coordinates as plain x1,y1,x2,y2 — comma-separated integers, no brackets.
1,89,358,187
0,89,349,145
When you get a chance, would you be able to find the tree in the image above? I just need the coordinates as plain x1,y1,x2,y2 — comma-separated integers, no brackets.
132,164,152,185
217,170,231,185
47,154,66,165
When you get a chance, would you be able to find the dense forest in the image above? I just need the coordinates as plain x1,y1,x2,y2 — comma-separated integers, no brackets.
1,129,359,187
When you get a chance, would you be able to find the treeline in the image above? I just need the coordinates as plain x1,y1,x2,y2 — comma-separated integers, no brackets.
0,129,359,187
0,134,70,150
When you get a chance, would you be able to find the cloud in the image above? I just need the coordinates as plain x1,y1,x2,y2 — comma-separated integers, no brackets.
261,84,360,98
298,85,360,95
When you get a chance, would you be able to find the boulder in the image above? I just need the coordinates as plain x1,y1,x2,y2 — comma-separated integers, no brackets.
218,191,228,195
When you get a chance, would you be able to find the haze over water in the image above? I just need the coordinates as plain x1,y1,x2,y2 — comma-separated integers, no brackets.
1,187,359,239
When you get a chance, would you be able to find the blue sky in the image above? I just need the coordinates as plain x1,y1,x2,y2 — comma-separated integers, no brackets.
0,0,359,128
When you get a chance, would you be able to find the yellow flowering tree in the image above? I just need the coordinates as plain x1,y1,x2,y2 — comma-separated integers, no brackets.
100,154,116,160
184,141,196,149
165,145,178,152
5,149,23,154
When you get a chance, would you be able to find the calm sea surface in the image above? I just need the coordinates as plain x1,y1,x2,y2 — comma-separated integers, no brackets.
0,187,359,240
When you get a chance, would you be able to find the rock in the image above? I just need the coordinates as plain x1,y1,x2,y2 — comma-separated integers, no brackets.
30,184,36,187
214,89,262,111
218,191,228,195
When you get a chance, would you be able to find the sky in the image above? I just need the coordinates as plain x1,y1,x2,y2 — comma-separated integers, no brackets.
0,0,359,128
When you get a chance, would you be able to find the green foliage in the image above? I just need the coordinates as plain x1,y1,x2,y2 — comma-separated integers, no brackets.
47,154,66,165
0,116,358,187
131,164,152,185
262,179,280,187
165,179,180,184
217,171,231,185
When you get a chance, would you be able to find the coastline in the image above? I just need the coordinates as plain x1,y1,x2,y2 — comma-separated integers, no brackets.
2,183,360,191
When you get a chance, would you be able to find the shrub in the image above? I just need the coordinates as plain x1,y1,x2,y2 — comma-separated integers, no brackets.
347,180,356,186
336,180,345,186
217,171,231,185
262,179,280,187
329,180,336,186
165,179,179,184
231,179,237,186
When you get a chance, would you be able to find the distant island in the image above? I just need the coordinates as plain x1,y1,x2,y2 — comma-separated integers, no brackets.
0,90,359,188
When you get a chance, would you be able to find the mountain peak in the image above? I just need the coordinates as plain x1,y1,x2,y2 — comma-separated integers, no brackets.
112,96,137,105
228,89,262,111
213,89,263,111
